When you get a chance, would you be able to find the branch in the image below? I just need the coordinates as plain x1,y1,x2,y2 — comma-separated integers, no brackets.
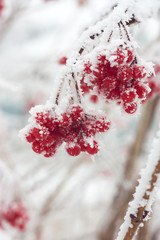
116,123,160,240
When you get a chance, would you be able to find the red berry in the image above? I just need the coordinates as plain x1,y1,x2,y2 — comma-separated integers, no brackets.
118,66,132,82
66,143,81,156
77,137,87,152
102,76,117,91
126,49,134,63
81,79,92,94
83,121,96,137
123,102,137,114
32,141,43,154
90,95,98,103
95,118,110,132
31,127,41,139
135,84,148,99
26,132,35,143
44,144,56,158
58,56,67,65
114,48,125,65
86,140,99,154
122,90,136,103
133,66,146,79
70,105,84,122
84,62,92,74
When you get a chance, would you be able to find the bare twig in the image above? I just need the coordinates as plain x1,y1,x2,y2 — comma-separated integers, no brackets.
122,159,160,240
136,221,150,240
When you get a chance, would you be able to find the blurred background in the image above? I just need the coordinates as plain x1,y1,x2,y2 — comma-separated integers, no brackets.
0,0,160,239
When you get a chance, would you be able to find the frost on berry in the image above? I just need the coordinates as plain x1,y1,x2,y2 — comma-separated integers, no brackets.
80,46,153,114
20,104,111,158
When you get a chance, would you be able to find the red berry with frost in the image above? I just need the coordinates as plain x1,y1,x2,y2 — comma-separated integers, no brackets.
123,102,137,114
26,132,35,143
43,144,57,157
126,49,134,63
77,137,87,152
114,48,125,64
118,66,132,82
102,76,117,91
86,140,99,154
135,84,148,99
133,66,146,79
84,62,92,74
122,90,136,103
32,141,44,154
95,118,111,132
66,143,81,156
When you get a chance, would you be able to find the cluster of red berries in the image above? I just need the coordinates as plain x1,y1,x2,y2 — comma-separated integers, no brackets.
146,64,160,99
81,47,150,114
25,104,110,157
0,202,29,231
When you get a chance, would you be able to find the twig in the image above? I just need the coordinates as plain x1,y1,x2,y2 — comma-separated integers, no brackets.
136,221,150,240
122,160,160,240
116,123,160,240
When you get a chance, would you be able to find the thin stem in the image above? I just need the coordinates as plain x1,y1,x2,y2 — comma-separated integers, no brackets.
120,21,131,42
123,160,160,240
72,72,82,104
55,77,65,105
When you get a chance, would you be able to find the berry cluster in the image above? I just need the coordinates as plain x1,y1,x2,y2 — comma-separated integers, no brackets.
0,202,29,231
25,104,110,157
81,47,150,114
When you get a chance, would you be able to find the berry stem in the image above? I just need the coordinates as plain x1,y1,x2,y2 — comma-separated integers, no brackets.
120,21,131,42
72,72,82,104
55,77,65,105
108,30,113,42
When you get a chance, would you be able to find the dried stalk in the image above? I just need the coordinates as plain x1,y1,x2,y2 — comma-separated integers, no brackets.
136,221,149,240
